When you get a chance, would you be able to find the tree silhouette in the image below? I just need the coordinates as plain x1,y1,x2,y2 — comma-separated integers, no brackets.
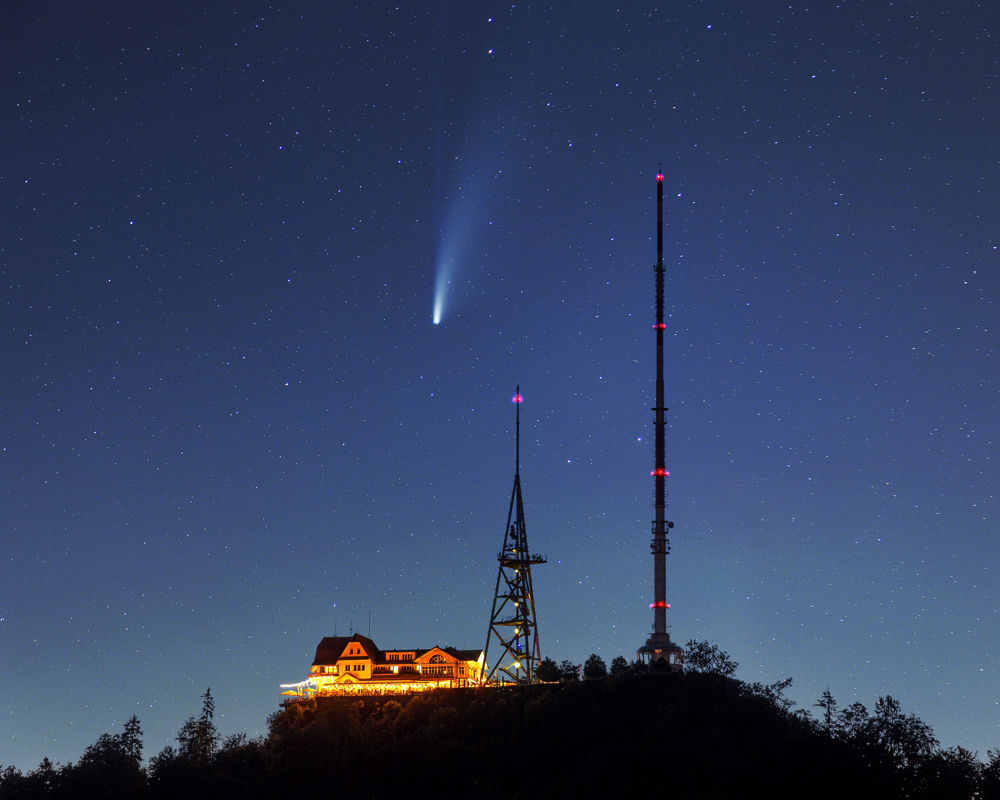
982,748,1000,800
535,657,561,682
922,745,981,799
609,655,629,677
148,689,220,798
558,660,580,682
814,688,838,734
20,758,58,797
583,654,607,680
838,701,872,743
59,717,146,799
121,715,143,764
683,639,739,676
744,676,796,714
871,695,938,770
177,688,219,764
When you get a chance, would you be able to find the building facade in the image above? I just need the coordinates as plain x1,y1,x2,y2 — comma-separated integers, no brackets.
280,633,485,701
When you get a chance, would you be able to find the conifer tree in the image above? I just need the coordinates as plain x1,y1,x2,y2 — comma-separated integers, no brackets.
583,653,607,680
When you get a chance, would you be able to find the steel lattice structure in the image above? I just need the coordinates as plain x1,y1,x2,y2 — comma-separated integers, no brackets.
484,386,546,684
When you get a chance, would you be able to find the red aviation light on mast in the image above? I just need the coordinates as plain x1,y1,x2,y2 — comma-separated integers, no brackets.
512,392,523,404
650,468,670,477
656,172,664,183
649,601,671,609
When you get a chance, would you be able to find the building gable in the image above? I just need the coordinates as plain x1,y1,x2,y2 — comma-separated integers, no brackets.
414,646,454,665
312,633,381,666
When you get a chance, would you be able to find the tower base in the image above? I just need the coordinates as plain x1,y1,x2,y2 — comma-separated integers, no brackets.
637,632,684,671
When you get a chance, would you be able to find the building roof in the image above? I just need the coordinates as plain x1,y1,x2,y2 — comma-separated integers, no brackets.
443,647,483,662
311,634,483,667
312,633,380,666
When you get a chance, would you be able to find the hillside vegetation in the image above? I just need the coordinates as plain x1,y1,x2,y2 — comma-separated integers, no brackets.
2,643,997,799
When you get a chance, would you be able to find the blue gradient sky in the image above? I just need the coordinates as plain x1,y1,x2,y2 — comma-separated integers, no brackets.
2,0,997,770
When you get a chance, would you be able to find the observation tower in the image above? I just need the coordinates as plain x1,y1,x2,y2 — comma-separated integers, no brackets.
484,387,546,683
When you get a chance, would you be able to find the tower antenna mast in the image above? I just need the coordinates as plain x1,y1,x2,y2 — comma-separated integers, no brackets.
638,170,684,668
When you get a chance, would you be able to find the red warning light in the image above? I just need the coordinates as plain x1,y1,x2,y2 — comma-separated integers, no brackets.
655,323,667,329
650,468,669,477
656,173,664,182
512,392,523,404
649,601,671,609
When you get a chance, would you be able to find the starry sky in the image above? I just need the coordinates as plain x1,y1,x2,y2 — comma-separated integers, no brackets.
2,0,998,771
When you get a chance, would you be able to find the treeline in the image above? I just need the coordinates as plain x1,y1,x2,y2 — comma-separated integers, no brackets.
3,642,999,799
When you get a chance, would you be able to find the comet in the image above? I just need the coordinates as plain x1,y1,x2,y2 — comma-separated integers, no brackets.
431,138,507,325
432,252,455,325
431,197,469,326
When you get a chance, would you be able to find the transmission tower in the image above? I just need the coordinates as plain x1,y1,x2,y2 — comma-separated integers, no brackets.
637,169,684,668
484,386,546,684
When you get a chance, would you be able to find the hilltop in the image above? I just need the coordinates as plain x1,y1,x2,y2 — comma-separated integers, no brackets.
3,645,997,799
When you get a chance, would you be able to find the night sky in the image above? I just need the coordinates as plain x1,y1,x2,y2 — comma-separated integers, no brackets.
3,0,997,771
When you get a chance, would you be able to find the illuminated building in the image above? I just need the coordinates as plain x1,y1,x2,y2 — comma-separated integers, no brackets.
280,634,485,701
